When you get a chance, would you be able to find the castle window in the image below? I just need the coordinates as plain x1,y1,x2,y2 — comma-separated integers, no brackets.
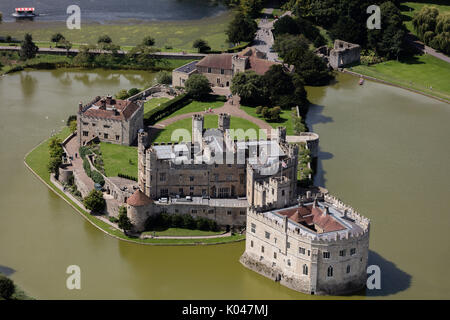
350,248,356,256
299,247,306,255
159,173,166,182
208,67,211,73
227,210,232,215
218,187,229,198
92,123,96,127
116,135,120,141
83,131,88,137
323,252,330,259
82,122,88,126
346,265,351,274
250,240,253,248
175,209,179,213
190,186,194,191
251,223,256,233
261,246,264,253
104,125,110,128
208,209,214,214
191,209,197,214
104,133,108,139
303,264,308,275
282,190,285,196
274,252,277,259
308,250,311,256
339,250,346,257
327,266,333,277
287,259,291,266
190,176,194,181
240,174,245,184
265,231,270,239
239,211,245,215
221,68,224,75
287,242,290,249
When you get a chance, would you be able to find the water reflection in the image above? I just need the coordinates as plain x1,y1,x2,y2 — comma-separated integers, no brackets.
0,265,15,277
20,73,38,100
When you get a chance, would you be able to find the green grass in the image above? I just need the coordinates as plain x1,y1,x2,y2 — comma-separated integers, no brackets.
167,96,226,118
240,105,295,135
142,228,224,237
401,1,450,34
351,54,450,101
144,97,171,114
25,130,245,245
99,142,138,179
0,11,234,52
152,115,265,143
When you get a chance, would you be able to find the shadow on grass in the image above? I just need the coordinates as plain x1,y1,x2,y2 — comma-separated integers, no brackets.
398,54,426,65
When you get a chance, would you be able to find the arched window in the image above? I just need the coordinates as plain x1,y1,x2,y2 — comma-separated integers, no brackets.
346,265,351,274
303,264,308,275
327,266,333,277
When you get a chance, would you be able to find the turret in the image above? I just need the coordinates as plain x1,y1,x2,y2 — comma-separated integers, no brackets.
218,113,230,131
192,114,204,145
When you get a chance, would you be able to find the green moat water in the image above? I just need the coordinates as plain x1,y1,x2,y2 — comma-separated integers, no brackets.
0,70,449,299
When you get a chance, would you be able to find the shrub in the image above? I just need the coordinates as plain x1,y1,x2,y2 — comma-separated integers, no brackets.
115,89,129,100
0,275,15,299
66,114,77,126
255,106,262,114
118,206,132,231
127,88,140,97
261,107,270,119
142,36,155,46
156,71,172,85
98,35,112,44
90,170,105,186
83,190,105,213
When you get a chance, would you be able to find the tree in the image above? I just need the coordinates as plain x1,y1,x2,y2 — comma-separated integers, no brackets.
66,115,77,126
412,6,450,55
19,33,38,60
69,120,77,133
126,45,159,68
97,35,112,44
51,33,65,44
156,71,172,85
127,88,140,97
274,34,309,60
83,190,106,213
192,39,210,53
115,89,129,100
241,0,263,18
118,206,133,231
58,39,72,55
230,71,265,105
330,15,365,45
226,12,258,44
185,74,212,99
142,36,155,46
0,275,15,299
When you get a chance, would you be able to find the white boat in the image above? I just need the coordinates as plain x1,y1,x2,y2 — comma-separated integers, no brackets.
12,7,37,18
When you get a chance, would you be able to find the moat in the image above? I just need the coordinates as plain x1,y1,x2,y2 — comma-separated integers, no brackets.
0,69,449,299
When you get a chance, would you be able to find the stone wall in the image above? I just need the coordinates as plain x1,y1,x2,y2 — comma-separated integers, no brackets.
329,40,361,69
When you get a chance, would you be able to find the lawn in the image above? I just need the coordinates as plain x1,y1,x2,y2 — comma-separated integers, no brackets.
0,11,233,51
152,115,265,143
166,95,226,119
351,54,450,101
240,105,295,135
99,142,138,179
144,97,171,114
25,127,72,184
401,1,450,34
142,228,224,237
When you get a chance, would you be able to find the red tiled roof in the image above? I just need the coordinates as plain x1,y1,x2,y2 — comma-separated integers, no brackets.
247,57,277,75
197,54,233,70
277,204,345,233
82,98,140,121
127,190,153,207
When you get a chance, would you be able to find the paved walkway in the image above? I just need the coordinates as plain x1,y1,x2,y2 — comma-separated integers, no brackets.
406,33,450,64
141,231,232,240
64,135,94,195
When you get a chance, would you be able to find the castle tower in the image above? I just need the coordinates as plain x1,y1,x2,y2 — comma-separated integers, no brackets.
276,126,287,143
232,55,248,74
126,189,153,232
137,129,149,192
192,114,204,145
218,113,231,132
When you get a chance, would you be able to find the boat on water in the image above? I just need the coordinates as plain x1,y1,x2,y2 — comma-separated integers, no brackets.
359,77,364,85
12,7,37,19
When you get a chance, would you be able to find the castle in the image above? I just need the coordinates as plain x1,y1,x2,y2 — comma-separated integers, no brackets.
315,40,361,70
172,47,288,88
77,95,143,146
126,113,305,232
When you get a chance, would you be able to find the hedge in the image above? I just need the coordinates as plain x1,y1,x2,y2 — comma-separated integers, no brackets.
118,173,138,182
143,93,191,125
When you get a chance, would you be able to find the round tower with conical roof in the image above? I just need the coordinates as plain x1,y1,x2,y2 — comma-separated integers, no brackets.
126,189,153,232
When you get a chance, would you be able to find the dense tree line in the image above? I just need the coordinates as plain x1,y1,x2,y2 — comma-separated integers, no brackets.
282,0,408,59
231,64,309,116
413,6,449,55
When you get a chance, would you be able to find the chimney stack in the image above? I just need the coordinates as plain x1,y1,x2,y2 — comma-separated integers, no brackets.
78,101,83,112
